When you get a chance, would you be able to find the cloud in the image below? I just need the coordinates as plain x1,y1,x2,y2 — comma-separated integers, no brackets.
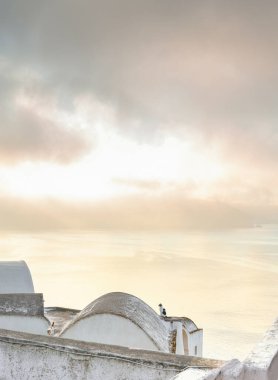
0,1,278,170
112,178,162,191
0,194,257,231
0,102,91,164
0,59,92,163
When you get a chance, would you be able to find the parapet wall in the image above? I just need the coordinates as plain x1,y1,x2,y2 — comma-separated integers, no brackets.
0,294,44,316
0,329,223,380
177,317,278,380
244,317,278,380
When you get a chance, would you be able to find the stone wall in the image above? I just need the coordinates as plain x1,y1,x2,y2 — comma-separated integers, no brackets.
0,293,44,316
0,329,223,380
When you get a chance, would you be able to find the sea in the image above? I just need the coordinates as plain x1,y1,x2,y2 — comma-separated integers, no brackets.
0,224,277,360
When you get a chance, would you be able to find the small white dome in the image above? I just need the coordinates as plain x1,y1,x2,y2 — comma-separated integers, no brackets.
0,261,34,293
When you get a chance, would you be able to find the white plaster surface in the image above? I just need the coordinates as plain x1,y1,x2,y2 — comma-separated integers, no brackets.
188,330,203,357
0,261,34,293
171,321,202,357
244,317,278,380
0,315,49,335
62,313,159,351
173,359,246,380
172,368,210,380
0,342,177,380
174,322,184,355
0,329,221,380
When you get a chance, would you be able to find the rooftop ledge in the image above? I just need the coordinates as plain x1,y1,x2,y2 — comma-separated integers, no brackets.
0,328,224,371
0,293,44,316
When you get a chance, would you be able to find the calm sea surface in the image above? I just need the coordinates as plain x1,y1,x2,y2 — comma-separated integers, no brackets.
0,225,277,360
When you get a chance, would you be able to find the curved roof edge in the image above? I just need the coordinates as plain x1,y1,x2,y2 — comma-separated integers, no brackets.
60,292,170,351
0,261,34,294
164,316,199,333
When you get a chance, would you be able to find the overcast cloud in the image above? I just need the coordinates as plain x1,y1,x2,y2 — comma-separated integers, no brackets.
1,1,278,159
0,1,277,226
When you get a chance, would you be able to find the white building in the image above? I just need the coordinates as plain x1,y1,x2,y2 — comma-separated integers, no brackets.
0,261,34,293
59,292,203,356
0,260,277,379
0,261,49,335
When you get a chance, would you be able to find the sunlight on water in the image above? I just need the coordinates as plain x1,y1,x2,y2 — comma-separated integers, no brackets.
0,225,277,360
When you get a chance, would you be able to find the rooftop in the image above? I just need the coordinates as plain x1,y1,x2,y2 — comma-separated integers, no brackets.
59,292,171,351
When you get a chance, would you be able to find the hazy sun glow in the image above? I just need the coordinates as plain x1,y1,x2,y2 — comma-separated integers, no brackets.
0,123,227,200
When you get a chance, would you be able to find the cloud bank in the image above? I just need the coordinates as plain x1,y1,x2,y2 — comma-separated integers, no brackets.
0,1,277,209
0,195,263,231
0,1,278,161
0,58,91,163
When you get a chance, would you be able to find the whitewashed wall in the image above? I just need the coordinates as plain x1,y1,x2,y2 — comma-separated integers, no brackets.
0,329,221,380
62,313,159,351
171,321,202,356
0,261,34,293
188,330,203,357
244,317,278,380
0,315,49,335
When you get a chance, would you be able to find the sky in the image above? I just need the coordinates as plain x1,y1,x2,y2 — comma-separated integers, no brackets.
1,0,278,230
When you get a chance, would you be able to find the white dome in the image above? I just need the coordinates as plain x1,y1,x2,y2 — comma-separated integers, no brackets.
0,261,34,293
60,292,170,351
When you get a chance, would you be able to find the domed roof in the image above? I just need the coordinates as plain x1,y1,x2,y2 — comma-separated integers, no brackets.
0,261,34,293
60,292,170,351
